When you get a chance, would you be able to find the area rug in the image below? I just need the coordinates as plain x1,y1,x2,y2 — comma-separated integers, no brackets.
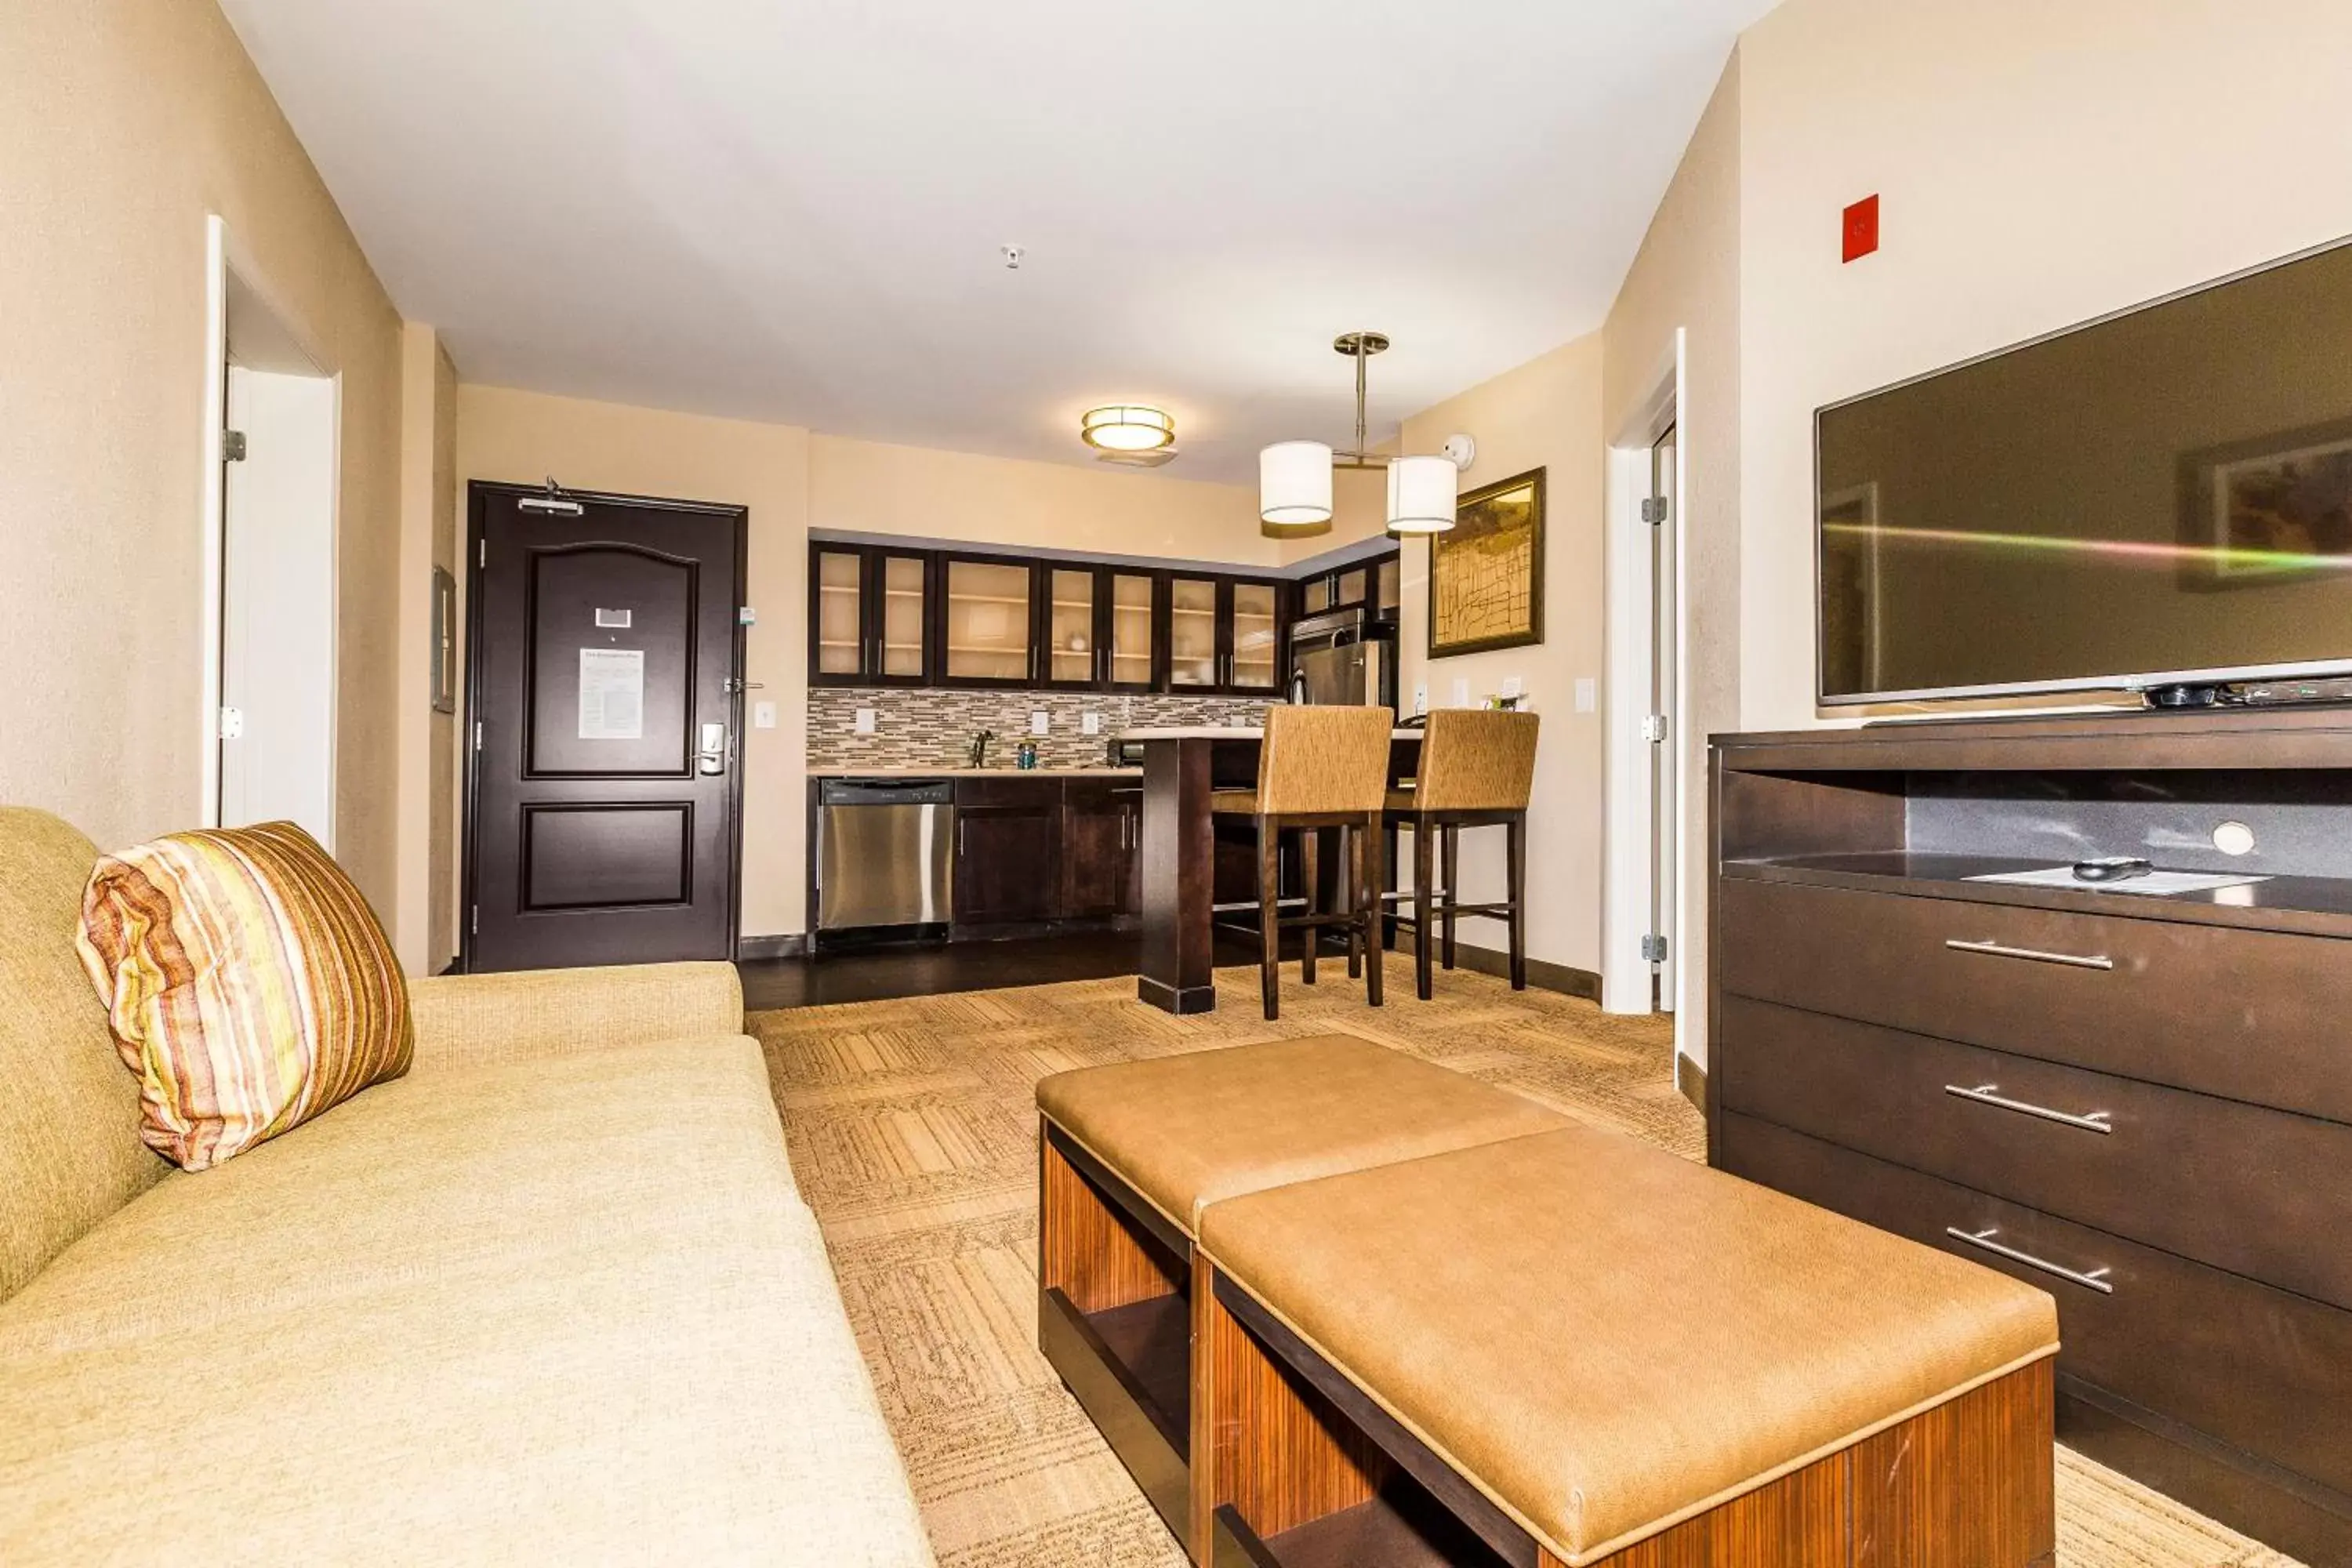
750,964,2300,1568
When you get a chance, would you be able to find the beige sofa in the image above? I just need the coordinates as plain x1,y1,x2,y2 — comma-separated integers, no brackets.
0,809,935,1566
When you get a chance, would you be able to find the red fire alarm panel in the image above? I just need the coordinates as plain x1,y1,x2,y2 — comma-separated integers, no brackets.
1842,194,1880,263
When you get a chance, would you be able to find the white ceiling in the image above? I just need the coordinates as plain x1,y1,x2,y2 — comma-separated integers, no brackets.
219,0,1766,484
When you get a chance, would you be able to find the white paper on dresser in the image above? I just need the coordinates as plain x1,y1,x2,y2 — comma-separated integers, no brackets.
1963,866,2272,896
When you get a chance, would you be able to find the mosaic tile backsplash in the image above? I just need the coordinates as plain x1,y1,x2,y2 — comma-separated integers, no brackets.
807,687,1274,770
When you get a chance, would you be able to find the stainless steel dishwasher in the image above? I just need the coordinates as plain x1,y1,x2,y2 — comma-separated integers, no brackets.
815,779,955,935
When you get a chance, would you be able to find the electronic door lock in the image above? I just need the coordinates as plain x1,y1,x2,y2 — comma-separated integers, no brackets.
697,722,728,775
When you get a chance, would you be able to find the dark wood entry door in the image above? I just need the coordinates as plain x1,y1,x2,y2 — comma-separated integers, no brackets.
465,483,747,971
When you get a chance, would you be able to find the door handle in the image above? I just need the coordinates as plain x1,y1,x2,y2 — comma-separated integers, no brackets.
697,721,728,775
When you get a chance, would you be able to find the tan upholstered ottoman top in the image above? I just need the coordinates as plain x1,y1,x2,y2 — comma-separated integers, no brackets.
1035,1035,1564,1235
1197,1124,2061,1566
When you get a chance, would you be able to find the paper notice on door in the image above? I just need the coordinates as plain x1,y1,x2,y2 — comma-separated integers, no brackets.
578,648,644,740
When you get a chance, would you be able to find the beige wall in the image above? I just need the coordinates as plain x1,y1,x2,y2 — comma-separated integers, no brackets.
811,434,1278,565
1599,53,1740,1065
1399,335,1608,977
1737,0,2352,730
0,0,404,911
456,385,815,940
395,325,459,974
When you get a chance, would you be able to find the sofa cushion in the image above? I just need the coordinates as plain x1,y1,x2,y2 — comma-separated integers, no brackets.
0,1036,934,1566
0,808,162,1304
77,820,413,1170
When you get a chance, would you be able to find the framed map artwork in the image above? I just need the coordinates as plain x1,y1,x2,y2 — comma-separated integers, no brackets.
1429,466,1544,658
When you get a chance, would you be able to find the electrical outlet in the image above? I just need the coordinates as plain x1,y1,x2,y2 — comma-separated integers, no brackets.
1081,712,1101,735
753,701,777,730
1501,677,1524,699
1030,710,1051,735
854,707,877,735
1574,678,1596,713
1450,678,1471,708
1414,684,1428,716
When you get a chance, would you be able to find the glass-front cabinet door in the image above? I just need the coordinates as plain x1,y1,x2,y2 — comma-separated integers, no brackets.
942,557,1034,684
812,547,867,682
1167,575,1221,688
1108,571,1157,690
1044,567,1098,688
874,551,931,681
1229,581,1282,693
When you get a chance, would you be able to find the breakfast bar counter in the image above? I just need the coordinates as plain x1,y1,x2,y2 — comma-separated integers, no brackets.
1124,724,1420,1014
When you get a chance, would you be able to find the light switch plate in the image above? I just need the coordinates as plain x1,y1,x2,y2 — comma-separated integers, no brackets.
1081,712,1101,735
854,707,877,734
1030,710,1051,735
1574,678,1596,713
753,701,777,730
1450,678,1471,708
1414,684,1428,715
1501,676,1524,699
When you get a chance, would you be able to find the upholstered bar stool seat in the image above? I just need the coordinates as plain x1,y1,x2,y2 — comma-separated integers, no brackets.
1386,708,1541,999
1031,1035,1568,1554
1211,704,1397,1019
1195,1123,2062,1567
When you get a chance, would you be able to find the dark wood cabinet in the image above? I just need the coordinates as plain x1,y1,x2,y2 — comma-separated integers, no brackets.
1164,572,1289,696
1709,711,2352,1566
808,543,1289,695
1061,780,1141,920
953,777,1061,925
950,775,1142,931
810,544,934,687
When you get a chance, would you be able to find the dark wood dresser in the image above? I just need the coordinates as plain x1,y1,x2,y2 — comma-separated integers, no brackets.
1709,711,2352,1565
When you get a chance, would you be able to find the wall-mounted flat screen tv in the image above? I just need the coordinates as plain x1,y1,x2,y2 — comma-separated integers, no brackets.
1817,237,2352,704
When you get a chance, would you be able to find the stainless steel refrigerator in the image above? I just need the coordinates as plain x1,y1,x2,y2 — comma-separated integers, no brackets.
1287,608,1395,710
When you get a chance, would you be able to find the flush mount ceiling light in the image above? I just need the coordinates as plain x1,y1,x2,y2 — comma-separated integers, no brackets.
1258,332,1469,539
1080,405,1175,453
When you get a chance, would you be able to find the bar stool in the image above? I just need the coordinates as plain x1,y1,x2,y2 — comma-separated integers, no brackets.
1210,705,1394,1021
1385,710,1540,1000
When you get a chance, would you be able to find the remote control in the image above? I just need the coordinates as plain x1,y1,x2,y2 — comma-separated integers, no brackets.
2071,856,2153,884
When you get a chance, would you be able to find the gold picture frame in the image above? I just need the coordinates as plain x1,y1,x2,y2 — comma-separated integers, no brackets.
1429,466,1544,658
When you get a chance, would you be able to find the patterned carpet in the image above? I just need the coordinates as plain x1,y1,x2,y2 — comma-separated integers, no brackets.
750,964,2300,1568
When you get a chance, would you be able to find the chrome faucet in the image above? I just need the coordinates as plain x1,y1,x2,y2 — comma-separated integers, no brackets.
967,729,995,768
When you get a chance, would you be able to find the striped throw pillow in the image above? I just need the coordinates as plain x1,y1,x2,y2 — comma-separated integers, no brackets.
75,822,412,1171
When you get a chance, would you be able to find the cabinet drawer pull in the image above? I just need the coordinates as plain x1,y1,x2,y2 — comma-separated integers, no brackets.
1945,938,2114,971
1944,1083,2114,1134
1945,1226,2114,1294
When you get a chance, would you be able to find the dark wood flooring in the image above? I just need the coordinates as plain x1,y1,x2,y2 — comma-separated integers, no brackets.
740,927,1307,1011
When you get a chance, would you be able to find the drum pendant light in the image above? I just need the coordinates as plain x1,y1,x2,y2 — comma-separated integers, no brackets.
1385,454,1458,535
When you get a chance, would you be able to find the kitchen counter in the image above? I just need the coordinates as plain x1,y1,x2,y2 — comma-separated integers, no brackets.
808,765,1141,778
1118,725,1421,740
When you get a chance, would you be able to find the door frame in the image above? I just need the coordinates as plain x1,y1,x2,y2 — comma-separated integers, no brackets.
1602,330,1689,1018
459,480,750,972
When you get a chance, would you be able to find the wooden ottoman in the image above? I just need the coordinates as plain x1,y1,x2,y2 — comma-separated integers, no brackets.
1035,1036,1567,1555
1195,1124,2062,1568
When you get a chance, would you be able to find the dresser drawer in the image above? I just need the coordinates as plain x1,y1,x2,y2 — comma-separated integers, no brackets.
1716,877,2352,1123
1719,1112,2352,1501
1718,996,2352,1311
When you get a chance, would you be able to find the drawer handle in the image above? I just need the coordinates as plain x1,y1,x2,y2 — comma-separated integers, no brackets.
1945,938,2114,971
1944,1083,2114,1135
1946,1225,2114,1294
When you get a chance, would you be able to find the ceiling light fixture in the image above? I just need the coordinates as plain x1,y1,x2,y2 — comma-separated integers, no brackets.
1081,405,1175,453
1258,332,1468,539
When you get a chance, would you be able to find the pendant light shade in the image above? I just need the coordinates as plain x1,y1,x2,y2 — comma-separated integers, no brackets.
1081,405,1175,452
1385,453,1458,535
1259,441,1334,532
